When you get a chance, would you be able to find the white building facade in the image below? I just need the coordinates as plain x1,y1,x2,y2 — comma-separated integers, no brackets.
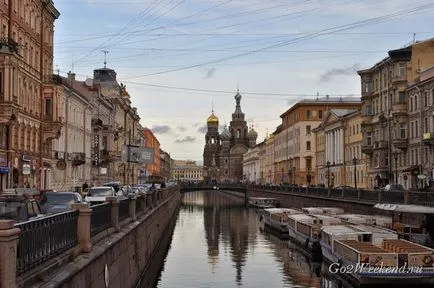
242,146,260,184
52,77,93,191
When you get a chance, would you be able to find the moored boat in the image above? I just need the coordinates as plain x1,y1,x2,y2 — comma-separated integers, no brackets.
288,214,341,254
335,214,392,228
248,197,279,209
320,223,434,285
302,207,345,215
259,208,303,238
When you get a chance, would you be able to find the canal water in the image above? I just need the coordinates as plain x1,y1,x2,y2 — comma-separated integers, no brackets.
153,191,351,288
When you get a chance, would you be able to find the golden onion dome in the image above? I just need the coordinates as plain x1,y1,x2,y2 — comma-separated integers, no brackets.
207,112,219,124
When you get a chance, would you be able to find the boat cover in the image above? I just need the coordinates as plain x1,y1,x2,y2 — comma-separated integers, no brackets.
374,203,434,214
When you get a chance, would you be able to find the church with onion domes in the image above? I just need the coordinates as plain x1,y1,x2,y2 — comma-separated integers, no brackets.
203,91,258,183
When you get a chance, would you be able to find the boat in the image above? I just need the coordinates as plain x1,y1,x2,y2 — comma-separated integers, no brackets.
248,197,279,209
259,208,303,238
287,214,341,256
302,207,345,215
336,214,392,228
320,223,434,285
374,203,434,248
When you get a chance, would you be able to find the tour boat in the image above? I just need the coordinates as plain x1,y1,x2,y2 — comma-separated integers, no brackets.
320,223,434,285
335,214,392,228
302,207,345,215
248,197,279,209
287,214,341,253
259,208,303,238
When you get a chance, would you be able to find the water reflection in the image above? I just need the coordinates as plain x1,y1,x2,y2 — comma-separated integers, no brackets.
155,191,350,288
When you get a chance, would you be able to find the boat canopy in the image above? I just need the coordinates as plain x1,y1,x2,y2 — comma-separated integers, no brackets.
374,203,434,214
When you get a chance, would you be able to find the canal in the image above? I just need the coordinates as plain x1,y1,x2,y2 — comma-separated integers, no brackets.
152,190,353,288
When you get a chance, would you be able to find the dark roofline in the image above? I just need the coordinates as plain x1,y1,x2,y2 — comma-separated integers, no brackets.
280,97,361,118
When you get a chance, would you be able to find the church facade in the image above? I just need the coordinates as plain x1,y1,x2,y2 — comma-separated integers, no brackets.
203,92,257,183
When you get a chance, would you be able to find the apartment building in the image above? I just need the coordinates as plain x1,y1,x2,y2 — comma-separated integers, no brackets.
277,97,361,186
172,160,203,182
358,38,434,189
0,0,60,190
313,110,368,189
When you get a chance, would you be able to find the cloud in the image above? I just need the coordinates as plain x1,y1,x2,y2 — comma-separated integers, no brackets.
319,63,361,83
204,67,216,79
197,125,208,134
175,136,196,143
177,125,187,132
151,125,171,134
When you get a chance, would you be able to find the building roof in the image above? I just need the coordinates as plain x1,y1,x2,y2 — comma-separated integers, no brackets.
280,96,361,118
207,112,219,124
329,109,358,117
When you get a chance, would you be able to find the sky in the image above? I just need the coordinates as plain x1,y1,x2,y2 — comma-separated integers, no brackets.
52,0,434,163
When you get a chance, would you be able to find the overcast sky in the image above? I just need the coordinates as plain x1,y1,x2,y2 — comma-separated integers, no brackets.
53,0,434,163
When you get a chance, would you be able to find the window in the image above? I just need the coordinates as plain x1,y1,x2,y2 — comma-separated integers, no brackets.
411,122,414,138
399,92,405,103
306,158,312,170
44,98,52,117
306,110,311,119
306,125,311,135
432,89,434,106
415,120,419,138
424,117,428,133
318,110,323,119
306,141,311,151
400,123,406,139
0,71,3,99
398,63,405,77
424,91,428,107
415,95,418,110
410,97,413,111
367,132,372,146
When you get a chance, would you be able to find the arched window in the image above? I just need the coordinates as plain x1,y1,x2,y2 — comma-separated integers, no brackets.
237,129,240,138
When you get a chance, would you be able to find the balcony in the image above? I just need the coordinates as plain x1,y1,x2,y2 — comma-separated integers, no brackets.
361,144,373,155
393,138,408,150
392,74,406,84
360,120,373,132
392,103,408,117
373,140,388,150
0,102,18,124
0,37,19,54
100,149,117,163
68,152,86,166
42,115,62,142
423,132,434,146
361,90,373,100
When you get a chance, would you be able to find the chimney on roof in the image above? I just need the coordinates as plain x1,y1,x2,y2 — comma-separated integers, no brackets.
67,71,76,84
326,94,329,100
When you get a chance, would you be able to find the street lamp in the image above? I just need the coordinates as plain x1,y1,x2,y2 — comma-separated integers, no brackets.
326,161,331,188
288,168,291,185
393,151,399,184
352,157,357,189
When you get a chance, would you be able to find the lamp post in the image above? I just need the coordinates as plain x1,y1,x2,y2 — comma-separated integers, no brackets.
326,161,331,188
352,157,357,189
288,168,291,185
292,167,296,185
393,151,399,184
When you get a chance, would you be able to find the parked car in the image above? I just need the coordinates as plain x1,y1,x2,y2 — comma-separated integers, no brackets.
0,194,45,223
382,184,405,192
102,181,122,193
39,192,83,215
85,186,116,205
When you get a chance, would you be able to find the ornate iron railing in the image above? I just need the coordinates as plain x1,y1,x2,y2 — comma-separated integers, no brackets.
119,198,130,222
90,203,111,237
15,210,78,276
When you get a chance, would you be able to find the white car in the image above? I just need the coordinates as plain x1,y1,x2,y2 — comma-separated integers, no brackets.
85,186,116,205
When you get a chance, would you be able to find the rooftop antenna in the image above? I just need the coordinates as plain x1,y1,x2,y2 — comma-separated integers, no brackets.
211,101,214,113
102,50,109,68
237,79,239,93
55,64,60,75
413,33,416,44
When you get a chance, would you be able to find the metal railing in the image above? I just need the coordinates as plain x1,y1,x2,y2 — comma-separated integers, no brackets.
90,203,111,237
136,196,142,213
15,210,79,276
119,198,130,222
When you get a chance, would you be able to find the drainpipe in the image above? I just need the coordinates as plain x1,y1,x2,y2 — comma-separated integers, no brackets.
414,85,423,189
